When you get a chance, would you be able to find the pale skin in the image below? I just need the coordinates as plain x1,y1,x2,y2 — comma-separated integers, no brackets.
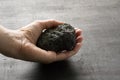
0,19,83,64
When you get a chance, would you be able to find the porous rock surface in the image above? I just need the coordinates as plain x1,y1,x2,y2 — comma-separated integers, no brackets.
36,23,76,52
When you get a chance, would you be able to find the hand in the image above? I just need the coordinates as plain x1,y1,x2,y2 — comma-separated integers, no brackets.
0,19,83,64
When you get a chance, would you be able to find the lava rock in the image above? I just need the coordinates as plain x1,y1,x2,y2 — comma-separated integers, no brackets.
36,23,76,52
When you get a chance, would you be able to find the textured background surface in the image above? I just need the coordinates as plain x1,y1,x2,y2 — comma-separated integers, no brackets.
0,0,120,80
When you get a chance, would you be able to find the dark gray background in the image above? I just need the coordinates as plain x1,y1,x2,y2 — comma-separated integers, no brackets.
0,0,120,80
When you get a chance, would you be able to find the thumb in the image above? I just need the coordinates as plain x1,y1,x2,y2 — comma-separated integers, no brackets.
20,19,63,44
38,19,64,29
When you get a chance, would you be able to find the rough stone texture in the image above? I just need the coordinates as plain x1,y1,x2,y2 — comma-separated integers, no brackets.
37,23,76,52
0,0,120,80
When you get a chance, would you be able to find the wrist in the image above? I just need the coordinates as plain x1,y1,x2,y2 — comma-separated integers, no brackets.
0,26,20,57
0,26,10,53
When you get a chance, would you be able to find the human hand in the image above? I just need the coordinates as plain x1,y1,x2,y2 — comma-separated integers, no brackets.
0,20,83,63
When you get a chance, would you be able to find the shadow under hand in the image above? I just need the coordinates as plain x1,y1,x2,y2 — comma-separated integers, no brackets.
33,60,78,80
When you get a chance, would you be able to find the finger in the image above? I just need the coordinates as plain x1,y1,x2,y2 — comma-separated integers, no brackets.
39,19,64,29
76,36,83,43
75,29,82,37
56,43,82,61
20,19,63,35
19,20,63,44
68,43,82,57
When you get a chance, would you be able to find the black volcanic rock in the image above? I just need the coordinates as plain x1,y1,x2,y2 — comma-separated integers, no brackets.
36,23,76,52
